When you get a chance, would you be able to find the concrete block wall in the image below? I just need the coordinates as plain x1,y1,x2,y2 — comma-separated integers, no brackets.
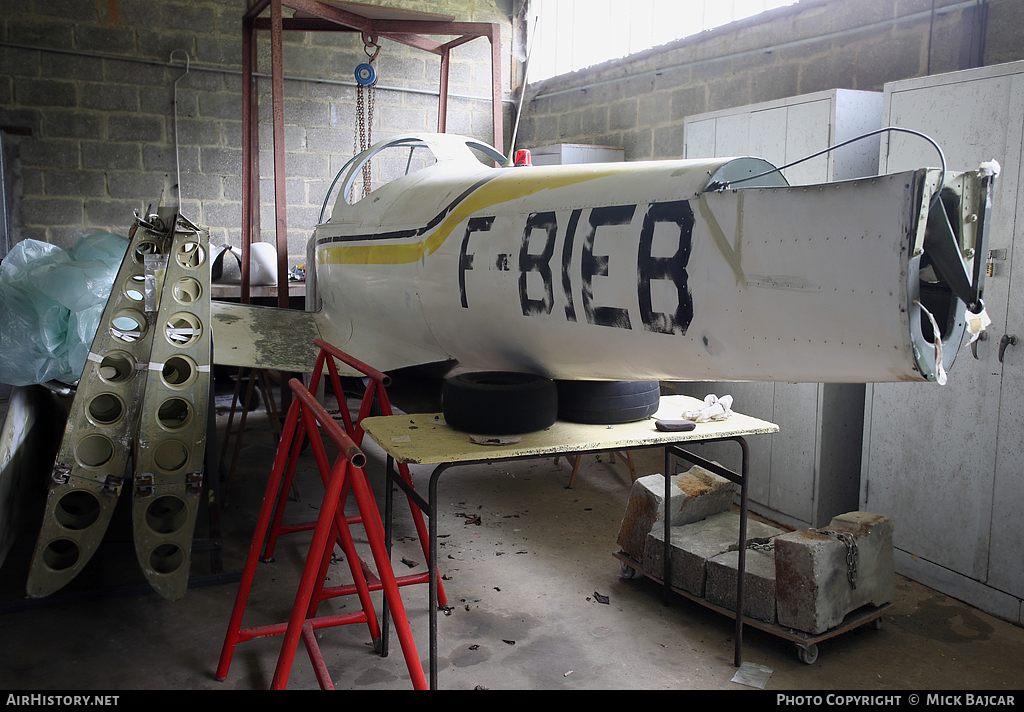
518,0,1024,162
0,0,515,266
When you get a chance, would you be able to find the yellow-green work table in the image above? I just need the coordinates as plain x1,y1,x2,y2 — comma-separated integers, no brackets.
361,395,779,690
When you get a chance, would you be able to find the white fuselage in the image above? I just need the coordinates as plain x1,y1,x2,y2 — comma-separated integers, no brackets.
310,134,981,384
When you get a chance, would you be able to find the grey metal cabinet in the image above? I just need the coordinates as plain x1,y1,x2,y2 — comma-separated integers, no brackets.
678,89,884,530
863,61,1024,625
683,89,883,185
529,143,624,165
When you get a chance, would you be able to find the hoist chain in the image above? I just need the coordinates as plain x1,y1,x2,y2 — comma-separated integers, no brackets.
355,84,375,199
819,530,858,589
745,530,858,589
353,34,379,202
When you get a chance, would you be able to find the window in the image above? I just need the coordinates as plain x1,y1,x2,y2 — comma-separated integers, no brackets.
530,0,798,81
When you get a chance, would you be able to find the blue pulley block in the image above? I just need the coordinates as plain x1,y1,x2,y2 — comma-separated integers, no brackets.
355,63,377,86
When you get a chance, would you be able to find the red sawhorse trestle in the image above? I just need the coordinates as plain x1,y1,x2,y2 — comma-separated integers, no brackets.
260,338,447,608
216,378,426,689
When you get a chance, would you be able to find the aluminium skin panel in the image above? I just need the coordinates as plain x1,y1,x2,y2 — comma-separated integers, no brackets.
680,89,882,529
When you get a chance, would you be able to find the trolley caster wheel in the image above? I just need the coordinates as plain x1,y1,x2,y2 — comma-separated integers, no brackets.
619,562,637,579
871,616,883,630
797,643,819,665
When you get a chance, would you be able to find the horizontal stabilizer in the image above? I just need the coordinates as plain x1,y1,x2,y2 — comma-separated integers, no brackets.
211,302,340,374
212,301,456,377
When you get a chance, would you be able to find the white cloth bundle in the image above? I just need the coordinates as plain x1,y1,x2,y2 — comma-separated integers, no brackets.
682,394,734,423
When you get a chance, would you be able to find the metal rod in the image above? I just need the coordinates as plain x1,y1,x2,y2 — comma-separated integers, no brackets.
270,0,290,310
438,48,450,133
240,15,255,305
664,447,673,606
287,378,364,467
506,15,537,165
664,438,750,667
169,50,190,210
0,129,9,259
735,437,750,668
269,429,344,688
382,454,395,658
489,24,504,156
427,462,456,690
216,396,304,681
313,337,390,385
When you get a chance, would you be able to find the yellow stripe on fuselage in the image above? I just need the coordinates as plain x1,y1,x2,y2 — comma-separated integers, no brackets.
317,164,640,266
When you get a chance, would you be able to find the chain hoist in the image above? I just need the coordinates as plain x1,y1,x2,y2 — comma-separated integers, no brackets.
353,34,380,201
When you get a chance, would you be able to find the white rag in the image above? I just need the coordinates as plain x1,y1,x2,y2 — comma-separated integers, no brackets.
683,394,734,423
914,300,948,386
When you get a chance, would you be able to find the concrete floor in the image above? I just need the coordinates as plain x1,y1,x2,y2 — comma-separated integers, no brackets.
1,385,1023,692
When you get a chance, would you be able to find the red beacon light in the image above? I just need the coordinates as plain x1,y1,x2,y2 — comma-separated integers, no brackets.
514,149,532,166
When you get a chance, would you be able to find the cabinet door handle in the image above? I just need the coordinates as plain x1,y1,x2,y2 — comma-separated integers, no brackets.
971,331,988,359
998,334,1017,363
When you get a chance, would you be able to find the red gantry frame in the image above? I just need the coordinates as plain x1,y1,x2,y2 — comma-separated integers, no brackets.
217,339,444,689
240,0,505,307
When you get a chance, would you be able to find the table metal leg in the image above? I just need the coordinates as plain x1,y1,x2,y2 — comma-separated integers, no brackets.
735,437,750,668
381,454,394,657
386,436,754,689
426,463,452,691
663,448,673,606
663,437,750,667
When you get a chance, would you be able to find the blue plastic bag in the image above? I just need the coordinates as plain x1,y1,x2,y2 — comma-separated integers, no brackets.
0,233,128,386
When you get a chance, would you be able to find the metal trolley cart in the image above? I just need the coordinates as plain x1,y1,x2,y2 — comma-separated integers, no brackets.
614,550,891,664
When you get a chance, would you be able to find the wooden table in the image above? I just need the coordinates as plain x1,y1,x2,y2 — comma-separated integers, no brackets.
361,395,779,689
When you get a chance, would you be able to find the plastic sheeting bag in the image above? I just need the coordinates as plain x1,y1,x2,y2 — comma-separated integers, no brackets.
0,233,128,386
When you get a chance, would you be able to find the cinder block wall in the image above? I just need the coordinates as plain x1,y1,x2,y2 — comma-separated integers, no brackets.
518,0,1024,161
0,0,515,265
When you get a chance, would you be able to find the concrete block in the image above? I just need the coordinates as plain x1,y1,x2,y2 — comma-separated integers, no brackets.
75,26,137,55
643,511,786,597
199,147,242,176
81,141,141,171
615,466,737,562
45,110,103,141
653,122,688,159
14,78,77,108
106,172,166,200
775,512,894,634
616,473,676,562
43,169,106,198
581,105,609,136
672,465,738,525
609,98,639,131
21,197,83,227
829,511,895,604
705,547,777,624
80,84,139,113
84,198,140,228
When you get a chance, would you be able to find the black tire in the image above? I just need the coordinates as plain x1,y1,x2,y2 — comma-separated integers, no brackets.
442,372,558,435
555,380,660,424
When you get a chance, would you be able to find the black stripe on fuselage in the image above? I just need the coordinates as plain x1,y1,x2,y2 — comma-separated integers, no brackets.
314,174,499,247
